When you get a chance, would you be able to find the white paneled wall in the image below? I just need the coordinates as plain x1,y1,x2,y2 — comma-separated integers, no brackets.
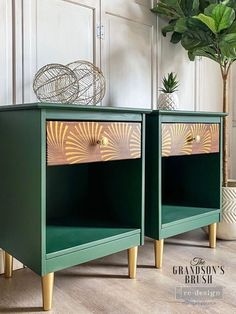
158,22,197,111
102,0,156,108
0,0,224,112
158,19,223,113
198,58,223,112
22,0,100,103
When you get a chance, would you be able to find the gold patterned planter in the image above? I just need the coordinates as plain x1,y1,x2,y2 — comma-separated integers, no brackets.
217,181,236,240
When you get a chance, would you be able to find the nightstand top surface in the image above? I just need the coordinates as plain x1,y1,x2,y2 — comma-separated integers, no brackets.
0,103,151,114
0,104,227,117
151,110,227,117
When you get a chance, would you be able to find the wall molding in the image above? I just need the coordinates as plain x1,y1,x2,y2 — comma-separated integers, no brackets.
0,0,13,105
194,57,201,112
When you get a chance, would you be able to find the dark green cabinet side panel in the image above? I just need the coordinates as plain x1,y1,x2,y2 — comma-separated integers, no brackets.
145,115,160,239
0,110,42,274
141,114,146,244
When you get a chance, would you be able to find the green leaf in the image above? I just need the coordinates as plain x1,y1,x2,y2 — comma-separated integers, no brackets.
210,4,235,32
194,14,217,33
174,17,188,33
223,33,236,44
195,4,235,33
224,0,236,10
151,1,184,18
161,0,185,16
151,0,236,65
187,16,213,32
204,4,217,16
181,27,214,50
162,23,176,36
188,46,219,62
220,42,236,58
193,0,200,12
152,0,202,18
226,21,236,34
160,72,179,93
181,0,199,16
171,32,183,43
188,50,196,61
199,0,218,12
219,33,236,58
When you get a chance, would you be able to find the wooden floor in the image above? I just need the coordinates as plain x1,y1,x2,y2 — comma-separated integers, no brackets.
0,229,236,314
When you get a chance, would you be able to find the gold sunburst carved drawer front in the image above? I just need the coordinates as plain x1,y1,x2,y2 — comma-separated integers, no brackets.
47,121,141,166
162,123,219,157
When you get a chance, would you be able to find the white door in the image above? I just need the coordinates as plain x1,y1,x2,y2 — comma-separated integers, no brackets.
101,0,156,108
22,0,100,103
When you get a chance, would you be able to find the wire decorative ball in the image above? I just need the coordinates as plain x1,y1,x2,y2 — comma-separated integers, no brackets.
33,64,79,103
67,61,106,105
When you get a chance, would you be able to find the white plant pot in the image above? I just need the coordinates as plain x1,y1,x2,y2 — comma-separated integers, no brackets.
217,181,236,240
158,92,179,110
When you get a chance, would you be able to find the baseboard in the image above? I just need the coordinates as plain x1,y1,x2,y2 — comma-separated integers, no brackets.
0,249,24,274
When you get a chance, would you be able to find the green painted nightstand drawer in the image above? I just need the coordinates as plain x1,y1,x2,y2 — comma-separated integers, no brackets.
47,121,141,165
162,123,219,157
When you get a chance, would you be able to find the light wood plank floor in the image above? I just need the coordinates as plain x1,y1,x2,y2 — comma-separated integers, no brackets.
0,229,236,314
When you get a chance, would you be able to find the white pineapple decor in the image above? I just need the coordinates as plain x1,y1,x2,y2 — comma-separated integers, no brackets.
158,72,179,110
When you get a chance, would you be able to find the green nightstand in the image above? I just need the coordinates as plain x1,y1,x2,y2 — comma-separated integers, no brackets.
0,103,148,310
145,110,226,268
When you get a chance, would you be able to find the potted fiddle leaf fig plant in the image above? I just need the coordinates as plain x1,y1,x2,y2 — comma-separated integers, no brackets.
152,0,236,240
158,72,180,110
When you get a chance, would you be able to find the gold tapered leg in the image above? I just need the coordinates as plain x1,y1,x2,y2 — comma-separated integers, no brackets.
154,239,164,269
4,252,13,278
209,223,217,248
41,272,54,311
128,246,138,279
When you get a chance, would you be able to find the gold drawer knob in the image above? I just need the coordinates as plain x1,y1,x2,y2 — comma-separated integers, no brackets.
188,135,201,143
195,135,201,143
97,136,109,147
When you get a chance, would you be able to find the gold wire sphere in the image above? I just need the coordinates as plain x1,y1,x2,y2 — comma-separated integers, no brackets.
33,61,106,105
67,60,106,105
33,64,79,104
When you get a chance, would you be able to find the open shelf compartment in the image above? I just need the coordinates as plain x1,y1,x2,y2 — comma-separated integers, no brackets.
46,159,143,258
46,225,140,258
162,205,220,227
161,153,221,229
